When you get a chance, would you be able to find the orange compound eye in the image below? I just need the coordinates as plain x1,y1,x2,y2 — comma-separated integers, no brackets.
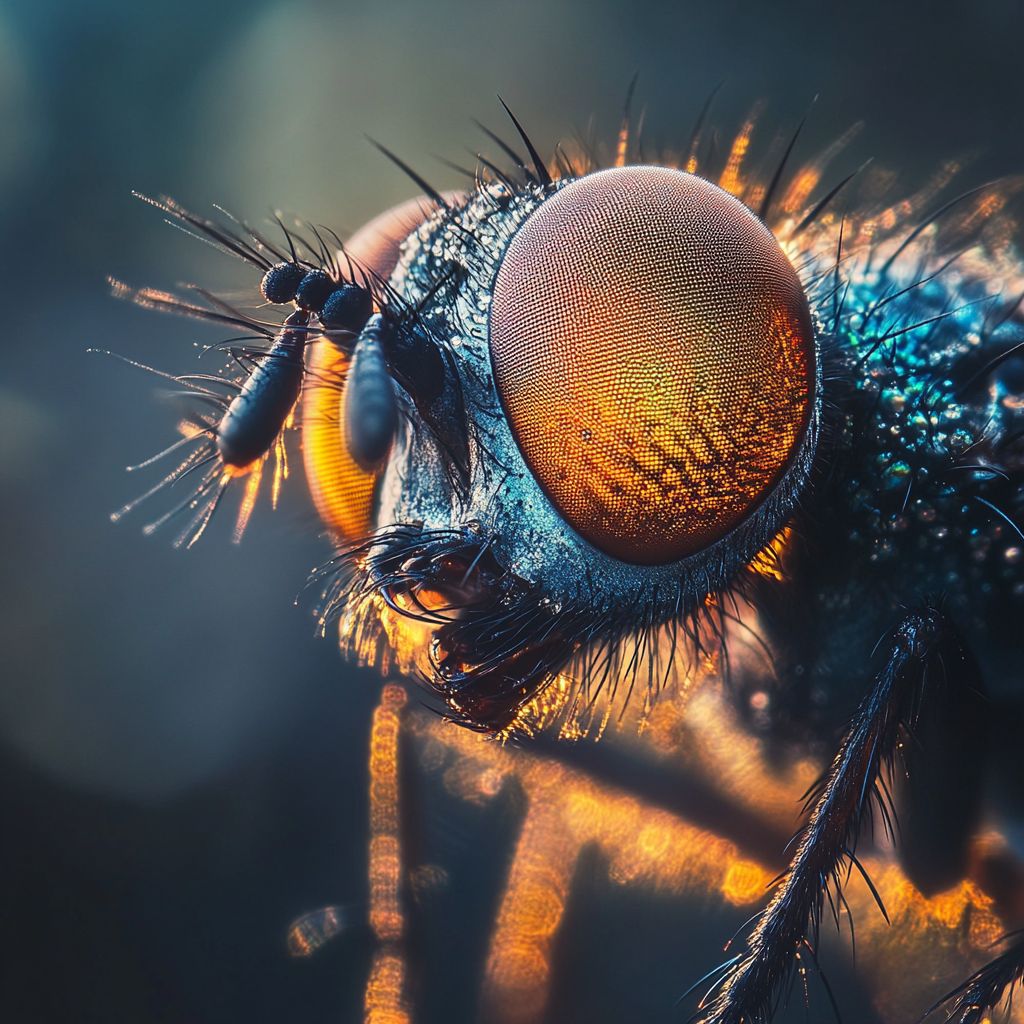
488,166,816,566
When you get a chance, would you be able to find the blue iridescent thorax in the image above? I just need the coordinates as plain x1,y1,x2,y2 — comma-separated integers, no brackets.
806,253,1024,638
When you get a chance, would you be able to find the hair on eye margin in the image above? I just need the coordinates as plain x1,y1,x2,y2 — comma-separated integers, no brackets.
307,512,791,735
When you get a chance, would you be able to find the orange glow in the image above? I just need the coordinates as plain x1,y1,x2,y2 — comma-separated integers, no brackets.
364,952,410,1024
721,859,773,905
480,777,577,1024
232,455,262,542
364,684,409,1024
661,681,819,826
219,457,275,544
489,167,815,565
270,420,291,508
409,701,788,1024
746,180,767,215
682,114,708,175
368,684,406,941
221,463,245,480
838,858,1007,1022
372,596,433,679
477,764,764,1023
369,835,403,942
864,159,961,252
781,169,820,217
549,138,595,180
778,122,863,218
496,615,717,743
176,417,206,440
367,660,1024,1024
498,673,576,741
718,102,763,198
286,906,345,957
954,189,1011,239
748,525,792,581
614,123,629,168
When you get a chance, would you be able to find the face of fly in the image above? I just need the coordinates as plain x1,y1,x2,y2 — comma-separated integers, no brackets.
304,164,821,736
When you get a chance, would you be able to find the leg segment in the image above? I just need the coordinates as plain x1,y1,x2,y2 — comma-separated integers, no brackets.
926,930,1024,1024
691,603,987,1024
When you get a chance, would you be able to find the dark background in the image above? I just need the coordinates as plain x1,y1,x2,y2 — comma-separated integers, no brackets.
2,1,1024,1021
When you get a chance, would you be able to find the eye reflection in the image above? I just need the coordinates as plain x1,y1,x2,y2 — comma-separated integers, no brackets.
489,166,816,565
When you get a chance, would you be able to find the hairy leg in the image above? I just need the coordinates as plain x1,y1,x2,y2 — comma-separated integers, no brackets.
690,603,987,1024
926,930,1024,1024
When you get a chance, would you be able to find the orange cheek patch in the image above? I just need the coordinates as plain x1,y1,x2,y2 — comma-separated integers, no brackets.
302,341,378,539
489,166,815,565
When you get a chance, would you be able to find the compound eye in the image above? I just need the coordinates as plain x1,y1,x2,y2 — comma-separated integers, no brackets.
488,166,816,566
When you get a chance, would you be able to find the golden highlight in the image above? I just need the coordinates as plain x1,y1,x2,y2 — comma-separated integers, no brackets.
303,341,378,538
364,683,409,1024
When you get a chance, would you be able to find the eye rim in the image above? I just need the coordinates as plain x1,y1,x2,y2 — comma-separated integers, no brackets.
486,164,819,568
325,168,824,736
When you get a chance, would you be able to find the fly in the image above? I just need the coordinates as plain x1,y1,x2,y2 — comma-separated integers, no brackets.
107,89,1024,1024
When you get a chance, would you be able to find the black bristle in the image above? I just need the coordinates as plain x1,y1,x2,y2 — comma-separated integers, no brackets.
367,137,451,209
434,154,480,182
133,192,277,272
758,101,812,221
794,160,871,234
616,71,640,165
685,78,727,172
472,119,535,184
496,96,553,187
877,182,995,279
469,150,516,189
924,931,1024,1024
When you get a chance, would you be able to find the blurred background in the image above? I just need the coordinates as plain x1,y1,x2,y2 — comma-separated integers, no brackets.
3,0,1024,1020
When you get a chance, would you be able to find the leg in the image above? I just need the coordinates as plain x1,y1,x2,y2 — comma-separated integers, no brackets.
690,603,987,1024
926,931,1024,1024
